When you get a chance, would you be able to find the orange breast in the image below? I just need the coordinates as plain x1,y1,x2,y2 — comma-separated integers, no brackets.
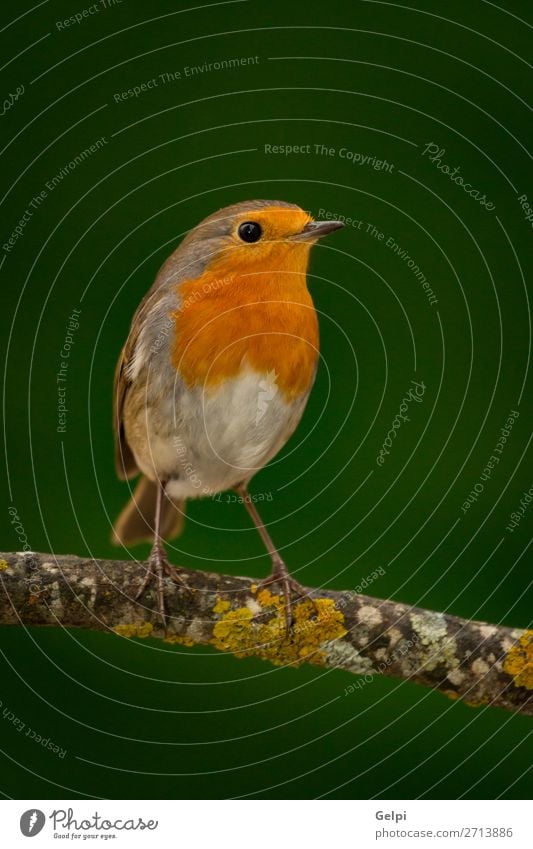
171,265,319,400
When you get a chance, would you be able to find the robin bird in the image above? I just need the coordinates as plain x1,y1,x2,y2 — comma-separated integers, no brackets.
112,199,343,628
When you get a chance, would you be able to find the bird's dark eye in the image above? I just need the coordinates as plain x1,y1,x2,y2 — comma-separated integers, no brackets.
238,221,262,243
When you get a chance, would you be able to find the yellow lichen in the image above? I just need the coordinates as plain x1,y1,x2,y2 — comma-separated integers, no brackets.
114,622,153,639
463,696,489,708
163,634,195,646
442,690,488,708
256,588,275,607
442,690,460,701
0,559,8,571
211,589,347,667
212,598,231,614
503,630,533,689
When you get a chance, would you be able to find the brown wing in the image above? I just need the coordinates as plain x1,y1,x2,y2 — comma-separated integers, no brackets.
112,284,160,480
113,344,138,479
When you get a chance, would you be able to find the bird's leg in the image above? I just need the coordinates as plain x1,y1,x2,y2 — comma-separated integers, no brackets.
135,480,186,628
236,484,305,633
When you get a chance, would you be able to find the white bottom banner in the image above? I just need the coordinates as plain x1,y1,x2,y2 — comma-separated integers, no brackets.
0,799,530,847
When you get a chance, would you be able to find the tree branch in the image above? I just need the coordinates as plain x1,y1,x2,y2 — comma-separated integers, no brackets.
0,551,531,715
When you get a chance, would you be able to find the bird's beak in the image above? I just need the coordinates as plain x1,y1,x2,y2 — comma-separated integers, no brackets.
292,219,345,241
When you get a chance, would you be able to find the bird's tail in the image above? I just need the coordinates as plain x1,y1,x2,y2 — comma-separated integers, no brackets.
111,476,185,546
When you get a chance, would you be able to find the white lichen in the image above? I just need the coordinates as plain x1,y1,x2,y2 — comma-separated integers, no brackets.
323,639,376,676
447,668,466,686
411,611,447,645
357,605,383,627
79,576,97,609
245,597,263,616
186,617,205,642
388,628,403,648
410,611,458,673
47,580,64,616
479,624,498,640
471,658,490,677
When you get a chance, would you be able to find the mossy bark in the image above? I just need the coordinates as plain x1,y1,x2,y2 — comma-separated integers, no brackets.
0,551,531,715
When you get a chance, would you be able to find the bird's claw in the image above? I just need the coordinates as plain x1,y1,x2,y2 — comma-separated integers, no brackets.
257,563,306,636
134,547,189,631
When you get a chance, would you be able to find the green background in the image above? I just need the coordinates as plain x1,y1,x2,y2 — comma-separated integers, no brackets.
1,0,532,799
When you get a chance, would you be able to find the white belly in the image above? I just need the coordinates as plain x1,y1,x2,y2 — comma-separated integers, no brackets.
137,369,309,499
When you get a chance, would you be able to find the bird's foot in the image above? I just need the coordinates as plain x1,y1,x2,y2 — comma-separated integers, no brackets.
135,544,189,630
256,559,307,636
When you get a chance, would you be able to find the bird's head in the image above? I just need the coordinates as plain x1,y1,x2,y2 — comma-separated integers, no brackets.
179,200,344,281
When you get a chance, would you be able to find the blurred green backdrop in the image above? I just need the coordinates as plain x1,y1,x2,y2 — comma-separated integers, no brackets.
1,0,532,799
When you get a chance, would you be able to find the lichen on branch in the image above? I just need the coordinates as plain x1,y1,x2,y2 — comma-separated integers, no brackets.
0,551,531,716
